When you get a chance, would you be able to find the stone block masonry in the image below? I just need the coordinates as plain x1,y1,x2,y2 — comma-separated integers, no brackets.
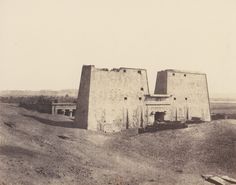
75,66,211,132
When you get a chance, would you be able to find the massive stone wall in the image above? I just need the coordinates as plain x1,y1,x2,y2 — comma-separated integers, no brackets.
75,66,211,132
75,65,149,132
74,65,92,129
155,70,211,121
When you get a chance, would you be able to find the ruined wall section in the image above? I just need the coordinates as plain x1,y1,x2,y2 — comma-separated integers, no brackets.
155,70,211,122
75,65,149,132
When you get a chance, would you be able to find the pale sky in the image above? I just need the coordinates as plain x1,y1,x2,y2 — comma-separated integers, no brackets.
1,0,236,95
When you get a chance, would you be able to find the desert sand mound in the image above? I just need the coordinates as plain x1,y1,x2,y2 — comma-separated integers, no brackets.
0,103,236,185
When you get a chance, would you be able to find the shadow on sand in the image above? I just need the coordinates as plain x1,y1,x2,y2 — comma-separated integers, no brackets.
22,114,76,128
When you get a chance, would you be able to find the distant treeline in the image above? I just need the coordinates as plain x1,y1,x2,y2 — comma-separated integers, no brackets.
0,95,77,113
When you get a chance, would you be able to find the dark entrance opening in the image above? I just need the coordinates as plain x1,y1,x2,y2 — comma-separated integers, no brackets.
57,109,64,115
154,112,165,122
72,109,76,117
65,109,70,116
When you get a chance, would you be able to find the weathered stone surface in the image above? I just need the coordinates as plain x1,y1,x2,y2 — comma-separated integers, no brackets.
75,66,211,132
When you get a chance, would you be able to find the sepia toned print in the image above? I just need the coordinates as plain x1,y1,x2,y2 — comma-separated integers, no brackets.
1,0,236,185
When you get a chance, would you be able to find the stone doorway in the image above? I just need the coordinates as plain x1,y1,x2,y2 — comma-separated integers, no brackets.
154,112,165,122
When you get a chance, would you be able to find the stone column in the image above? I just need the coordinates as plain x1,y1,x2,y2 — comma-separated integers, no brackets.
69,110,73,117
51,106,55,115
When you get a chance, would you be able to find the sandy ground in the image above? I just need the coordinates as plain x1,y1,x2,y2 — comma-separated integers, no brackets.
0,103,236,185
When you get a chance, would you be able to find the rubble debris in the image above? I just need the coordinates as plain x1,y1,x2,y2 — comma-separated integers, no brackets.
201,174,236,185
202,175,227,185
3,121,15,128
221,176,236,184
211,113,228,120
57,135,70,140
138,122,188,133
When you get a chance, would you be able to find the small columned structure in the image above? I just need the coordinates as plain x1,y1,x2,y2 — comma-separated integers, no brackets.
51,103,76,118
